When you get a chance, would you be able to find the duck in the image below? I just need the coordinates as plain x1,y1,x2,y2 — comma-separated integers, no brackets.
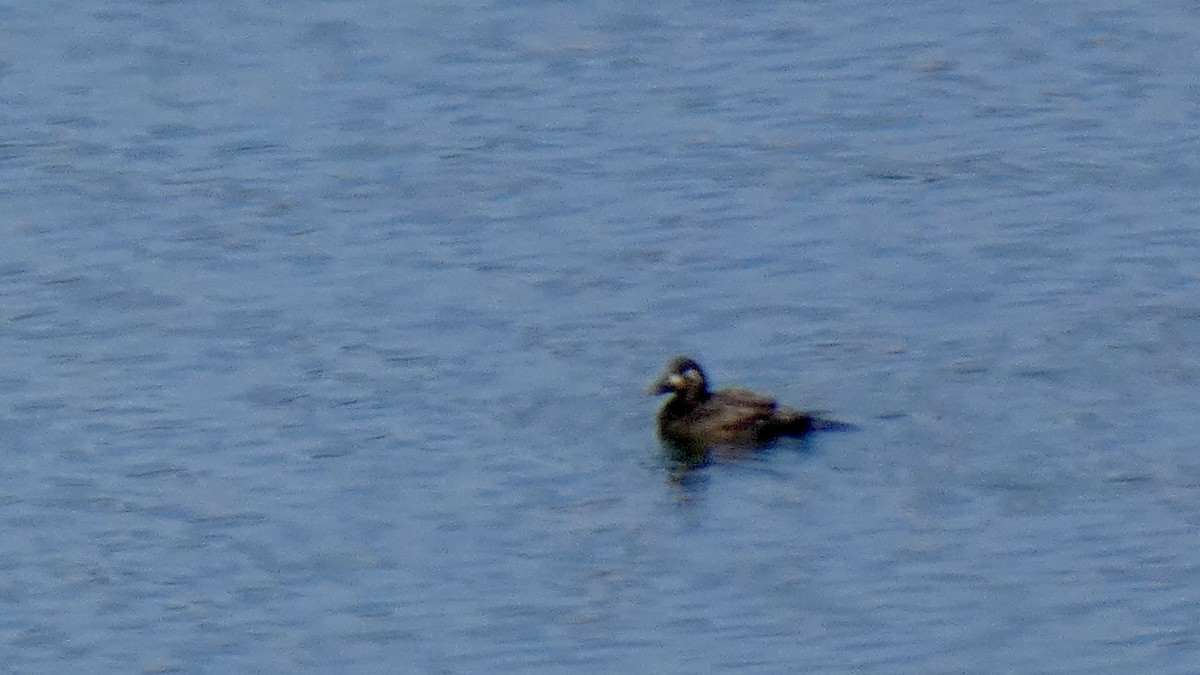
649,355,829,453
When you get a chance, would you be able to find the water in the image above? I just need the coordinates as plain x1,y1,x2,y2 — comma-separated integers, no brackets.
3,0,1200,671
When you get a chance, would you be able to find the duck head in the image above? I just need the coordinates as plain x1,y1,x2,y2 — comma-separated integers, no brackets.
649,356,709,398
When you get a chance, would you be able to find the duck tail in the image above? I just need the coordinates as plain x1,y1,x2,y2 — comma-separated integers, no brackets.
808,414,857,432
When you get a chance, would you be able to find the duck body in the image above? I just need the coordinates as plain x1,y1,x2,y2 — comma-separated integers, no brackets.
650,356,817,453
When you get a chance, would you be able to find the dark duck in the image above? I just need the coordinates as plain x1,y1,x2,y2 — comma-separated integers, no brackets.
650,356,839,455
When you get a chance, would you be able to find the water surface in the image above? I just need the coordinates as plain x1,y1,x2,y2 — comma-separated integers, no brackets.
3,0,1200,672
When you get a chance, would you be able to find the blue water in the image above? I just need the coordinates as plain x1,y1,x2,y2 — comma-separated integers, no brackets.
3,0,1200,672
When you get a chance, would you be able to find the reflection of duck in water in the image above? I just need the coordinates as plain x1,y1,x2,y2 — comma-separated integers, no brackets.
649,356,844,457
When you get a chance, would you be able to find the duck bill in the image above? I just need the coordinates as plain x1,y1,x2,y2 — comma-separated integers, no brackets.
648,372,684,395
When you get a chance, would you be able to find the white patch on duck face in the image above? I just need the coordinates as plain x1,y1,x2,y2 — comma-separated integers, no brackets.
681,367,702,382
668,373,686,389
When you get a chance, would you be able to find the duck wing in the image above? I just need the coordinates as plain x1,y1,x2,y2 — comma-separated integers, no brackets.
676,387,780,443
712,386,813,435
